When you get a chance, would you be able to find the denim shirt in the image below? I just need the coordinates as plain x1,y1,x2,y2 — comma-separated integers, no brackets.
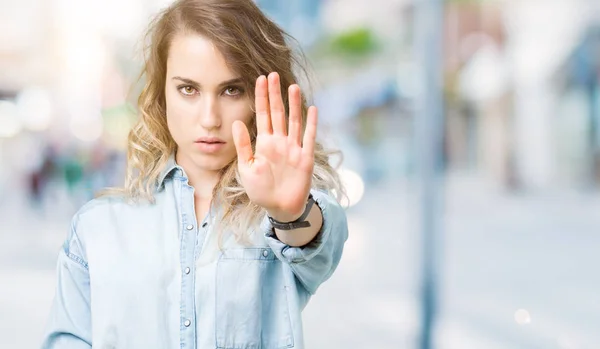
41,157,348,349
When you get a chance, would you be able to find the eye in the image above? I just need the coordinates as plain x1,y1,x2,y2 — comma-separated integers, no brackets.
224,86,243,97
178,86,197,96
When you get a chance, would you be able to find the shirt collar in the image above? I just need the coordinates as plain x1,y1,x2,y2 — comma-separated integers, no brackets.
156,153,183,191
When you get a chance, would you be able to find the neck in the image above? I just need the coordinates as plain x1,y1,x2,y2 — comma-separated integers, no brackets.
175,151,220,200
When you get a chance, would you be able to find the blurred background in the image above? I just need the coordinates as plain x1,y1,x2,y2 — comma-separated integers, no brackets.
1,0,600,348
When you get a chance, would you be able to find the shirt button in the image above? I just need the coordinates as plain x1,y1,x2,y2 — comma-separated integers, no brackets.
184,319,191,327
202,222,208,228
262,250,268,257
184,267,190,275
186,224,194,230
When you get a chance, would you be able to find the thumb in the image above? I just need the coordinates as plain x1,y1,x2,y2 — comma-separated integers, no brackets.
232,120,253,164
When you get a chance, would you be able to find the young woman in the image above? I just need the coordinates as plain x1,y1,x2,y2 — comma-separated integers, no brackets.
42,0,348,348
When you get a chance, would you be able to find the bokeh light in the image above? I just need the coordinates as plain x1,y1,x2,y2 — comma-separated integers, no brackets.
0,100,22,138
16,87,53,132
336,167,365,207
514,309,532,325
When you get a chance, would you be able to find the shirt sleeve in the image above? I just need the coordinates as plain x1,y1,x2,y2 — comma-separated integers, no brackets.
262,189,349,295
41,217,92,349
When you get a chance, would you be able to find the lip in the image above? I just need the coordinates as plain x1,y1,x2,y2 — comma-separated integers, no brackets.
194,137,226,153
195,136,225,144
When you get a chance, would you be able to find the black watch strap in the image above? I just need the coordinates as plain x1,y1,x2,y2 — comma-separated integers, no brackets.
268,194,315,230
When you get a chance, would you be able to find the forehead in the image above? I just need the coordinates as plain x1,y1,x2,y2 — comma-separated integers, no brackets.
166,33,237,83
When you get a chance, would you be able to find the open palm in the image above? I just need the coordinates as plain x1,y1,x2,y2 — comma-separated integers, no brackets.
232,73,317,221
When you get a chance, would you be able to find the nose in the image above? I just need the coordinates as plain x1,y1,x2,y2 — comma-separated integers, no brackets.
199,95,221,129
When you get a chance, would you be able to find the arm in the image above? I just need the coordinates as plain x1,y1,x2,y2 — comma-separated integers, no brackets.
262,189,348,295
233,73,348,293
41,221,92,349
267,193,323,248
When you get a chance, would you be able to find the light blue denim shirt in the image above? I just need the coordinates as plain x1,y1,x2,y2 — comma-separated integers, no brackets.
41,156,348,349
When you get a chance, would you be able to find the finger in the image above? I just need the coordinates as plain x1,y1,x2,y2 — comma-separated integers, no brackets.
232,120,254,164
268,72,286,135
255,75,271,134
302,106,318,156
288,84,302,146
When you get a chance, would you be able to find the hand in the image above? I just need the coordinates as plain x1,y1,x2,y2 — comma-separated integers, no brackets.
232,72,317,222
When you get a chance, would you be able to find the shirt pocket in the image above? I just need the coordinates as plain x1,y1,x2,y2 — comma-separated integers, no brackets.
215,247,294,349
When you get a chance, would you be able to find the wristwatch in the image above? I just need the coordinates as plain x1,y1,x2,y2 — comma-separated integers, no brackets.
268,194,315,230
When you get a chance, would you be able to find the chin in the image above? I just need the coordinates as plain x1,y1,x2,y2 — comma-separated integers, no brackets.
191,152,234,172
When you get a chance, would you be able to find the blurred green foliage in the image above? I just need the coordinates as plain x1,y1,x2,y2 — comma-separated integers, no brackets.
329,27,378,56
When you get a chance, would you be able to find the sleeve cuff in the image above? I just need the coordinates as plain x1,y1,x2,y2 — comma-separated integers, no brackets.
261,189,335,264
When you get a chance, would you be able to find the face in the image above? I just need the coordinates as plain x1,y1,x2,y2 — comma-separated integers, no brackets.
165,33,254,173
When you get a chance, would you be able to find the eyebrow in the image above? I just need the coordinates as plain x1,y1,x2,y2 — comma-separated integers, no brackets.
171,76,244,88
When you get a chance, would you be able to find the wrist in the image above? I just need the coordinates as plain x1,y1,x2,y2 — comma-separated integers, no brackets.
267,194,315,230
266,209,303,223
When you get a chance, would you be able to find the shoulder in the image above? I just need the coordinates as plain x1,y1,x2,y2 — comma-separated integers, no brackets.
62,196,127,263
67,194,154,245
71,190,172,231
70,193,156,232
73,195,126,223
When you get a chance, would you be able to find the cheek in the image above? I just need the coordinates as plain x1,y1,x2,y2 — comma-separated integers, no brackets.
165,93,190,127
165,92,190,144
223,102,254,126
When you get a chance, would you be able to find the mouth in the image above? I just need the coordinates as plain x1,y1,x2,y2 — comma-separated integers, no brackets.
195,137,225,144
194,137,226,153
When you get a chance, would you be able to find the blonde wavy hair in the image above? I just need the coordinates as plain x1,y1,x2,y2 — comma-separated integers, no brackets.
102,0,344,243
